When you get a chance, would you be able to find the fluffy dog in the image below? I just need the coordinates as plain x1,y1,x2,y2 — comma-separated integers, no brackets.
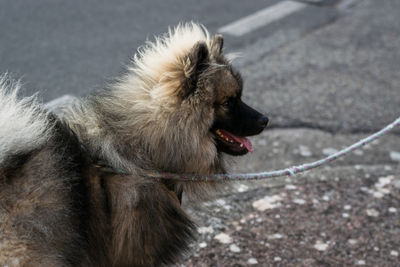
0,23,268,266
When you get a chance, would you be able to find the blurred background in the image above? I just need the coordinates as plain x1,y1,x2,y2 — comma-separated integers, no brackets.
1,0,399,265
1,0,299,101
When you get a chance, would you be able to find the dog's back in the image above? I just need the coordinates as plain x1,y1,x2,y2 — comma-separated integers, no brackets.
0,77,196,267
0,78,89,266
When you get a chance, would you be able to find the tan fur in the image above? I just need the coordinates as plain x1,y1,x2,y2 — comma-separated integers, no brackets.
60,23,233,199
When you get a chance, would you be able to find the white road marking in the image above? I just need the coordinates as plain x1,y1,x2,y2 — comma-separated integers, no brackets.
218,0,307,36
337,0,359,12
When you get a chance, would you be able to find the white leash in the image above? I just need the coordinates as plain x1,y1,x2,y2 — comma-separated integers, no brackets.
146,116,400,181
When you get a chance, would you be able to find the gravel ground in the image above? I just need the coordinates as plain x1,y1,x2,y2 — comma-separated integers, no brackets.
176,126,400,266
180,174,400,266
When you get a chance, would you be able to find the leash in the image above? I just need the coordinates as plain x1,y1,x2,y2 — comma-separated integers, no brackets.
144,116,400,181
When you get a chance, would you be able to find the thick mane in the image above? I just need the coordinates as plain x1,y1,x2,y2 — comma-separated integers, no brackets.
63,22,225,176
115,23,212,102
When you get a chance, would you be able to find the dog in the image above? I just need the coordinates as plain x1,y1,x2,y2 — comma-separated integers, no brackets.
0,23,268,266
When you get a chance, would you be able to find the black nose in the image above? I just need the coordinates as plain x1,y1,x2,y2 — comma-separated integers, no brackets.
258,116,269,129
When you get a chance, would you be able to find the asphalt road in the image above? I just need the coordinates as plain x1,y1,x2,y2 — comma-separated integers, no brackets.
1,0,398,133
242,0,400,133
0,0,280,101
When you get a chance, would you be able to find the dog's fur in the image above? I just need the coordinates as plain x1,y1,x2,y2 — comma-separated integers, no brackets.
0,23,267,266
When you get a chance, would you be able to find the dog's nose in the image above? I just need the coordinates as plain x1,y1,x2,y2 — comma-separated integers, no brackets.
258,116,269,129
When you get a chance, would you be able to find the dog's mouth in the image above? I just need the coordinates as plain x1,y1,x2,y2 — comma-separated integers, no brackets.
213,129,253,155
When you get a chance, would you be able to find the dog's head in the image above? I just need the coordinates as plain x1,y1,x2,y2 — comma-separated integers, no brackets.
108,23,268,173
177,34,269,156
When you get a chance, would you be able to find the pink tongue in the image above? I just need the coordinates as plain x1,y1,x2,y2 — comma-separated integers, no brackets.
219,130,253,153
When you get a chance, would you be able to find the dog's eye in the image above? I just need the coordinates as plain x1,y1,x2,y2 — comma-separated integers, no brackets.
221,100,231,108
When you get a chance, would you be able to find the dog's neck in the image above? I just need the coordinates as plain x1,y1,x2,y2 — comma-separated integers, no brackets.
93,162,184,204
59,95,226,178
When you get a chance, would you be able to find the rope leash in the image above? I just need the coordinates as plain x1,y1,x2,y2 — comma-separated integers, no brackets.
145,116,400,181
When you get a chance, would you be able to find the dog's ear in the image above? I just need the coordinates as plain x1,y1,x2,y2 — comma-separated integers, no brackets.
211,34,224,55
182,41,209,97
